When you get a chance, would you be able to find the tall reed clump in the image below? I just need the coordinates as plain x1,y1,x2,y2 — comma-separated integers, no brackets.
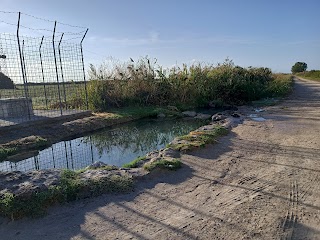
87,57,293,111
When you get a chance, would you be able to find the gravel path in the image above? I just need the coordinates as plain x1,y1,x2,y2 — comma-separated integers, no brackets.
1,77,320,240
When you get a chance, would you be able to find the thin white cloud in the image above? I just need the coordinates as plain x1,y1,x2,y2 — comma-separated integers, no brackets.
88,30,160,46
87,32,259,48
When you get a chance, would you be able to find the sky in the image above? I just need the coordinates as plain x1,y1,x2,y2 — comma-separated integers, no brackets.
0,0,320,73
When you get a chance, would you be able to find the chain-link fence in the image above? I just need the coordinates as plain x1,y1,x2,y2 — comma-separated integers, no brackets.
0,12,89,127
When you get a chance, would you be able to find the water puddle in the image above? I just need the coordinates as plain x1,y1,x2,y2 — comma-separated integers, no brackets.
0,118,206,172
249,114,266,122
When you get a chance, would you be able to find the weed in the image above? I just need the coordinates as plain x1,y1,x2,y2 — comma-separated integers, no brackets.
143,158,182,171
33,136,49,148
122,156,146,168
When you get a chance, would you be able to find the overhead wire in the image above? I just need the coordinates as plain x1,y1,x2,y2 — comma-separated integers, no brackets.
0,10,88,37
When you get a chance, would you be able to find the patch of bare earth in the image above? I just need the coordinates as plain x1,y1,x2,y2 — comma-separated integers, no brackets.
1,78,320,239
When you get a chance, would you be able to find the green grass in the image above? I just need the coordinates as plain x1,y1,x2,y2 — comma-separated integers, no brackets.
33,136,49,148
296,70,320,81
0,169,133,220
122,156,147,168
0,147,17,161
0,82,87,110
143,158,182,171
168,126,229,151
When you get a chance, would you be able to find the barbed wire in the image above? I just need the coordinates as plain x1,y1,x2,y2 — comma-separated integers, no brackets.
21,12,87,29
1,10,87,33
0,20,86,36
0,10,17,14
63,36,83,42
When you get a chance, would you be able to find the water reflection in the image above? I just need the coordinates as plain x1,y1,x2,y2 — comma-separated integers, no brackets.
0,118,205,172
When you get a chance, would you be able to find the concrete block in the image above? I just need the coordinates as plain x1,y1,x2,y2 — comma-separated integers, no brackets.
0,97,33,118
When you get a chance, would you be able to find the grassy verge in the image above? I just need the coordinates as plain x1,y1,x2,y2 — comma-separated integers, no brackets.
296,71,320,81
168,125,229,151
0,169,133,220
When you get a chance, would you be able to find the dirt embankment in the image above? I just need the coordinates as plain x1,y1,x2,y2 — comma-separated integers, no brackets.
1,77,320,239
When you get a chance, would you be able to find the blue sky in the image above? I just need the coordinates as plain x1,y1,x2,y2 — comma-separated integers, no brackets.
1,0,320,73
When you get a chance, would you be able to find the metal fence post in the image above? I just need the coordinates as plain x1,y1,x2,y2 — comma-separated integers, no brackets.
39,36,48,109
52,21,63,115
80,28,89,110
58,33,67,109
16,12,31,119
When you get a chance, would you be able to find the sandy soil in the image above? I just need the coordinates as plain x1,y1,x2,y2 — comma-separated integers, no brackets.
0,77,320,240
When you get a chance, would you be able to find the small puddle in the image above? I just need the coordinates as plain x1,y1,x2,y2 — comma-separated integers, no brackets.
0,118,206,172
249,114,266,122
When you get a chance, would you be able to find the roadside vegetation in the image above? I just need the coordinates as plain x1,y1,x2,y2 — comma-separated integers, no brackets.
296,70,320,81
0,169,133,220
87,57,293,111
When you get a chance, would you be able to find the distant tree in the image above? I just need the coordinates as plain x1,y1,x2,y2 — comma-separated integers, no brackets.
291,62,307,73
0,72,15,89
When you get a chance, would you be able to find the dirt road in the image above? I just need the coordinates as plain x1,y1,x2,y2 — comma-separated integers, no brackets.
1,77,320,239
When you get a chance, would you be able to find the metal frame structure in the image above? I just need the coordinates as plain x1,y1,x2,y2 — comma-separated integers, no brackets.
0,12,89,127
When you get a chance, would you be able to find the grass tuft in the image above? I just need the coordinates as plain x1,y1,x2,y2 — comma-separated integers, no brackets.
122,156,146,168
168,125,228,151
143,158,182,171
0,147,17,161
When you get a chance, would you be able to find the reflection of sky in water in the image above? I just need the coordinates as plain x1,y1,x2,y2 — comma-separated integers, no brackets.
0,119,205,172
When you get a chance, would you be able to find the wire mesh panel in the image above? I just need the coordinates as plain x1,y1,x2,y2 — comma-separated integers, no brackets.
0,12,88,127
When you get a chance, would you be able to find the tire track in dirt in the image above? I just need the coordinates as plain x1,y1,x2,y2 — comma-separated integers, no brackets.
281,180,299,240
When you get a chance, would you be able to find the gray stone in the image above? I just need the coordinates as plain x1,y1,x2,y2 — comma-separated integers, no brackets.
231,112,241,118
194,113,211,120
157,113,166,118
211,113,227,121
86,161,109,169
146,150,160,159
182,111,197,117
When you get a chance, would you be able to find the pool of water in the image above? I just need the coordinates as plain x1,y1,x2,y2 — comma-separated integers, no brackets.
0,118,206,172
